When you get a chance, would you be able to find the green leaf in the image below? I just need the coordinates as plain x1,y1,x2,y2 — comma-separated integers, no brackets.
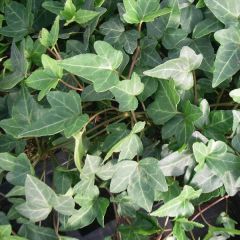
42,1,64,15
100,17,140,54
110,158,167,212
144,46,203,90
74,9,100,25
123,0,171,24
151,186,201,217
193,140,227,171
203,110,233,141
39,16,59,48
212,27,240,88
162,28,188,50
0,1,33,40
162,101,202,145
0,88,45,138
60,0,76,21
193,17,223,39
110,72,144,112
60,41,123,92
25,55,63,100
18,91,88,138
147,80,180,125
190,165,223,193
159,150,194,176
205,0,240,26
18,224,58,240
104,122,144,161
16,175,55,222
0,153,33,186
0,41,27,90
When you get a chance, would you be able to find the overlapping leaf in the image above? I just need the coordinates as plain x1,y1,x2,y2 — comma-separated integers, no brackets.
144,46,203,90
60,41,123,92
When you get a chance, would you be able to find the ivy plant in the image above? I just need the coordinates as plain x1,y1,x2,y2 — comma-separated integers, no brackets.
1,0,240,239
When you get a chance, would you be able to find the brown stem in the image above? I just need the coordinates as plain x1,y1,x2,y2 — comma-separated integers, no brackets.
198,205,212,226
210,102,235,108
193,71,198,105
60,79,83,91
128,22,142,79
191,196,229,221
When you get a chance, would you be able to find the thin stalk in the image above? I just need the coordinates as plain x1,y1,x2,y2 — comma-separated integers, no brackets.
60,79,82,91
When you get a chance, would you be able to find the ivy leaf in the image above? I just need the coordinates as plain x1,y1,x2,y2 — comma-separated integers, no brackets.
60,41,123,92
0,41,27,90
18,224,58,240
0,153,34,186
151,186,201,217
230,88,240,103
110,73,144,112
159,150,194,177
147,80,180,125
19,91,89,138
104,122,145,161
193,140,227,171
74,9,100,25
144,46,203,90
0,87,45,138
162,101,202,146
25,55,63,100
203,110,233,141
190,165,223,193
193,17,223,39
100,17,140,54
39,16,59,48
110,158,167,212
205,0,240,26
212,27,240,88
0,1,33,40
123,0,171,24
16,175,55,222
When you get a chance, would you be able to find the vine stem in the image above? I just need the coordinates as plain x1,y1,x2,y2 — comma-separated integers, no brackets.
128,22,142,79
48,47,84,90
59,79,83,92
209,102,235,108
193,71,198,105
191,196,229,221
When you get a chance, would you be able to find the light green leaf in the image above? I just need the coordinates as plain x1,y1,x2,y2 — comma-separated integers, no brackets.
0,88,45,138
0,153,33,186
123,0,171,24
147,80,180,125
230,88,240,103
25,54,63,100
144,46,203,90
52,195,76,216
110,158,167,211
60,0,76,21
60,41,123,92
39,16,60,48
151,186,201,217
190,165,223,193
110,72,144,112
74,9,100,25
16,175,55,222
193,140,227,170
205,0,240,26
159,150,194,177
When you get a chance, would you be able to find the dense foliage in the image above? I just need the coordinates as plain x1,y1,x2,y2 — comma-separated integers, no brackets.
1,0,240,239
